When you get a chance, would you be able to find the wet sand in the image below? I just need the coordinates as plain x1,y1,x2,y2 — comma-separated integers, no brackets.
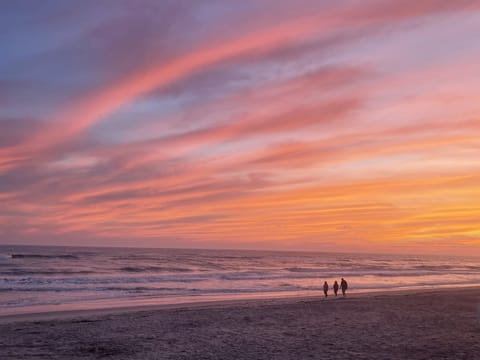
1,287,479,359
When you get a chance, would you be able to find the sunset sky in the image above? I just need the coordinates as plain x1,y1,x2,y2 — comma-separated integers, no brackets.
1,0,479,255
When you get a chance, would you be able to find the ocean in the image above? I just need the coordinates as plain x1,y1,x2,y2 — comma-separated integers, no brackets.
1,245,479,315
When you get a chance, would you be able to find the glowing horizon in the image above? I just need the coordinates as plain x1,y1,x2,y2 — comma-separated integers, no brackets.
1,1,479,255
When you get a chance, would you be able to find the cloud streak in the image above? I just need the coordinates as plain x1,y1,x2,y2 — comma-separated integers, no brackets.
1,0,480,255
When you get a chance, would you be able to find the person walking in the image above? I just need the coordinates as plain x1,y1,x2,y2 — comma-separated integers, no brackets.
323,281,329,298
333,280,339,296
340,278,348,297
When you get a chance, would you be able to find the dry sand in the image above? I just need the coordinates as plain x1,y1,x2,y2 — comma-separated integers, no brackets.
1,287,479,359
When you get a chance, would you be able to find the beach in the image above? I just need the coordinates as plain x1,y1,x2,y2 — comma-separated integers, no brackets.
1,287,479,359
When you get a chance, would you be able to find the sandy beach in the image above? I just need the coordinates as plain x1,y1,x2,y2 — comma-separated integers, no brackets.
0,287,479,359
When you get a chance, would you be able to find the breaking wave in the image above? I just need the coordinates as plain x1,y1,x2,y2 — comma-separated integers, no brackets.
119,266,193,273
10,254,79,260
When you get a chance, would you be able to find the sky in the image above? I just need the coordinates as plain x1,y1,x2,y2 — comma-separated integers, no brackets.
1,0,480,255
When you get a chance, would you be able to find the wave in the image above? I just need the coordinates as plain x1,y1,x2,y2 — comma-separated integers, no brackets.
2,278,480,296
464,265,480,270
285,265,399,273
119,266,193,273
0,286,186,293
10,254,79,260
413,265,455,270
0,274,209,287
0,269,95,276
286,267,326,273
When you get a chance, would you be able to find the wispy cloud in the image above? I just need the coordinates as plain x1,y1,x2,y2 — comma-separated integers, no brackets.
1,0,480,254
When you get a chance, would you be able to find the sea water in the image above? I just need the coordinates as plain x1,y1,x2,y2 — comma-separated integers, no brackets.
1,245,479,315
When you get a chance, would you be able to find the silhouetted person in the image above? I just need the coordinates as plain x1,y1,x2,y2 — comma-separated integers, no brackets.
323,281,329,297
340,278,348,297
333,280,339,296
